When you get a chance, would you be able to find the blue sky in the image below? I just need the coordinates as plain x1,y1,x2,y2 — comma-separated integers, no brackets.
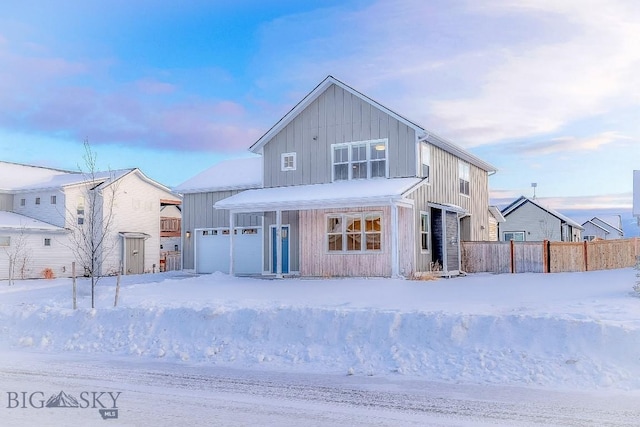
0,0,638,216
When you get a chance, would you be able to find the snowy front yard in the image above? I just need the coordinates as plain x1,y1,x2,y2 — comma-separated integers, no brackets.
1,268,639,391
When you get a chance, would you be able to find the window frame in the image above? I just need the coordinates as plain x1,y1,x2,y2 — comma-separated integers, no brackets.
326,212,383,253
420,211,430,252
421,143,430,181
281,152,297,171
44,238,51,247
50,195,57,205
0,236,10,247
503,231,525,242
459,161,470,196
35,197,41,205
331,139,388,182
20,198,25,207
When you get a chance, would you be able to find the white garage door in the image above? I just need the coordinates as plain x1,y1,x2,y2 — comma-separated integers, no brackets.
195,228,262,274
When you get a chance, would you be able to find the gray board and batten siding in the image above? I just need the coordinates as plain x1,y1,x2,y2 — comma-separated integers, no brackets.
181,190,261,270
261,83,418,188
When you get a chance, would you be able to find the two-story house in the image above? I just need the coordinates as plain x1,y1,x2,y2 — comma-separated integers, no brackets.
0,161,181,280
177,76,497,278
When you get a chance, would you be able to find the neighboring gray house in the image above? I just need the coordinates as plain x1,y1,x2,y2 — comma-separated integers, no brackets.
176,75,497,278
581,216,624,241
500,196,583,242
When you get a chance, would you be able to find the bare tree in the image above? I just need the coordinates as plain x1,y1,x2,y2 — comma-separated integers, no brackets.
65,140,120,308
3,227,31,285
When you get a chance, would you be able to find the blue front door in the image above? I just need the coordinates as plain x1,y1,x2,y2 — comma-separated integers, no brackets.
271,225,289,274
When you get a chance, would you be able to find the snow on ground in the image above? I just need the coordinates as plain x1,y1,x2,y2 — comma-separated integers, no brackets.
1,268,639,392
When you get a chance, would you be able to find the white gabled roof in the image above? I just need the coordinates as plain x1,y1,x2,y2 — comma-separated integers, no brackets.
214,177,422,212
249,75,497,173
0,211,67,233
173,157,262,194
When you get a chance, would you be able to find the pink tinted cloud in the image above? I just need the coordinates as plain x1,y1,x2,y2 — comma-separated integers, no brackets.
135,79,176,95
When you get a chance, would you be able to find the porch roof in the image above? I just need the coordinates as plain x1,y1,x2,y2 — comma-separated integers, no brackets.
214,177,423,213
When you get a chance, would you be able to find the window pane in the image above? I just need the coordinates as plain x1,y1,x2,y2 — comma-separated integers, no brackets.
346,233,361,251
327,217,342,233
334,164,348,181
366,233,381,250
352,162,367,179
345,216,361,232
334,146,348,163
421,233,429,251
328,234,343,251
420,214,428,232
365,214,381,232
370,143,386,160
371,160,385,178
352,145,366,161
0,236,10,246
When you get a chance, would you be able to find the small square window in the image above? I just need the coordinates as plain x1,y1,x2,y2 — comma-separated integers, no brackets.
78,217,84,225
20,198,25,206
51,195,57,204
44,238,51,246
281,152,296,171
35,197,41,205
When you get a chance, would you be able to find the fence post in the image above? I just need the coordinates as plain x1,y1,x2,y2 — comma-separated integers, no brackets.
510,240,515,273
583,240,588,271
545,240,551,273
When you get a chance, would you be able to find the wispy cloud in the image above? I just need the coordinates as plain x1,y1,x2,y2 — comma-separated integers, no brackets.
515,131,634,156
491,192,633,210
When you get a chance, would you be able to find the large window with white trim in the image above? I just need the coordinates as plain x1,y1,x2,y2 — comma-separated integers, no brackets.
327,212,382,252
332,139,387,181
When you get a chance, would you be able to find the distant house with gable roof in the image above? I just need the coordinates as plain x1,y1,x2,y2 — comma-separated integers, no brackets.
499,196,583,242
581,216,624,241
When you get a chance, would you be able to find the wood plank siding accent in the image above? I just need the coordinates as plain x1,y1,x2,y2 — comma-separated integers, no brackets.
300,206,393,277
397,205,415,277
262,84,417,188
182,191,262,270
407,145,490,272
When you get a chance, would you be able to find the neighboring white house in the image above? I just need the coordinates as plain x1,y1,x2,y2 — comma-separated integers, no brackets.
0,161,181,280
500,196,583,242
581,216,624,241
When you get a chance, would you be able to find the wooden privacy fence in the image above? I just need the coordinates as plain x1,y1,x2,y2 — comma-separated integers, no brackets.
462,238,640,274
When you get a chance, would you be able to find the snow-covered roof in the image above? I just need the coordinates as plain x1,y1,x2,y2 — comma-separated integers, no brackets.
0,161,72,191
0,211,67,232
583,216,623,235
214,177,422,212
489,206,506,223
15,169,133,191
501,196,584,230
174,157,262,194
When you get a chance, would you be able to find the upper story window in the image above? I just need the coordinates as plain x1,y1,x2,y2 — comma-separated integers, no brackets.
20,198,25,207
281,152,296,171
35,197,41,205
50,195,57,205
420,212,430,252
44,238,51,246
421,143,430,181
0,236,10,246
77,196,85,225
332,139,387,181
459,161,470,196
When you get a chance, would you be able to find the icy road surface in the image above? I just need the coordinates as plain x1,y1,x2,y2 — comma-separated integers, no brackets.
0,351,638,427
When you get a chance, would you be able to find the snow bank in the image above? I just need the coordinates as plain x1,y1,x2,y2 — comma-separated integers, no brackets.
1,269,639,391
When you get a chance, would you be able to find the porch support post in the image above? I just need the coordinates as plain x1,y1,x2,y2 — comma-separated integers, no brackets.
229,211,235,276
276,209,283,278
391,202,399,278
